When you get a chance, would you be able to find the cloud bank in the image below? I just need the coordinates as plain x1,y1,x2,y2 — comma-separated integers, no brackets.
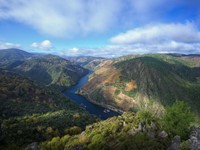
62,22,200,57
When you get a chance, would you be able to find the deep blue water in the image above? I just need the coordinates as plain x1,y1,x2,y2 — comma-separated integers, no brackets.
63,73,120,120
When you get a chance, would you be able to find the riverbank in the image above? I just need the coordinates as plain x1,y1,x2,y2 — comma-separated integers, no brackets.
78,89,124,114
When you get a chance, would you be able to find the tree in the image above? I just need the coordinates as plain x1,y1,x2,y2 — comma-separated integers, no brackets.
162,101,195,139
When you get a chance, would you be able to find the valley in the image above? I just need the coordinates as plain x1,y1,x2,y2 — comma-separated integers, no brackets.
1,1,200,149
64,72,120,120
0,49,200,149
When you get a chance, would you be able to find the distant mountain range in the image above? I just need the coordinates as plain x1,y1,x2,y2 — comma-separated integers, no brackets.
0,49,88,90
81,54,200,115
66,56,106,71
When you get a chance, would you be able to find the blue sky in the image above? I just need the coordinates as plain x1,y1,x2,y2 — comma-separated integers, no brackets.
0,0,200,57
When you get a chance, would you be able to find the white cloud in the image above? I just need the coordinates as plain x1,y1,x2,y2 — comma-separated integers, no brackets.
31,40,52,50
70,48,79,53
110,22,200,44
0,0,199,38
0,0,123,37
60,22,200,57
104,22,200,56
0,42,21,49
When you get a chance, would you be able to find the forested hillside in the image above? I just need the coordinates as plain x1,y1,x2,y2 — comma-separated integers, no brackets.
0,70,97,149
0,49,88,90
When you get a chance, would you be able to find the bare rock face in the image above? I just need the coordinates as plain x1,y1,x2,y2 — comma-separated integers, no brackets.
167,135,181,150
158,131,168,138
189,127,200,150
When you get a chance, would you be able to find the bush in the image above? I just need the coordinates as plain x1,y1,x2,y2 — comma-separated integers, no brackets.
162,101,195,139
115,89,120,95
87,134,108,150
135,110,158,127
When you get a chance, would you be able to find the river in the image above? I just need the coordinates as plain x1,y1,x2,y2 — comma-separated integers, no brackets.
63,73,120,120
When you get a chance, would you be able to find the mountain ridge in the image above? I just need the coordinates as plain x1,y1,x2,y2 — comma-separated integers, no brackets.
81,54,200,115
0,49,89,90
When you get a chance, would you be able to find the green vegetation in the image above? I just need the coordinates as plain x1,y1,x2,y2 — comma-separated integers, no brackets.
162,101,195,139
0,70,97,149
40,101,197,150
90,88,107,103
1,51,200,149
115,89,120,95
115,56,200,113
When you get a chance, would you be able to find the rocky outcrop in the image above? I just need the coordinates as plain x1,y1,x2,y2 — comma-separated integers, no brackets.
159,131,168,138
166,127,200,150
189,127,200,150
167,135,181,150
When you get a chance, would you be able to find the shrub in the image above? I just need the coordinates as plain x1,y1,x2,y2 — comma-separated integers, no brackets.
161,101,195,139
87,134,108,150
115,89,120,95
135,110,157,127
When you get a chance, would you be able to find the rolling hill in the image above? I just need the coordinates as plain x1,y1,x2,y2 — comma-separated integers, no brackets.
81,54,200,115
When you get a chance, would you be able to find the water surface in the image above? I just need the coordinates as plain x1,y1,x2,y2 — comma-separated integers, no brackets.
64,73,120,120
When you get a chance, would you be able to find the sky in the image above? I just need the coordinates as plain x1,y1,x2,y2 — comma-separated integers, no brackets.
0,0,200,57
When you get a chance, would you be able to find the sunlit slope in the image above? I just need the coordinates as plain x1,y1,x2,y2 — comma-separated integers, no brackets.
81,55,200,114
